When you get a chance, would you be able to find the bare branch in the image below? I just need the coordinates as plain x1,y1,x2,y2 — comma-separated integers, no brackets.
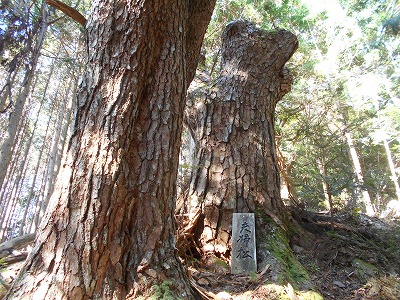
46,0,86,27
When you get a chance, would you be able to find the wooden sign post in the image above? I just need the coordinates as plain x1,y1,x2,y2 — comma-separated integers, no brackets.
231,213,257,274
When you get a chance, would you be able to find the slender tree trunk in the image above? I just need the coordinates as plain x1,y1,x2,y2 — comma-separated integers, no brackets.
53,67,81,183
4,91,49,238
24,108,55,235
30,164,49,234
32,136,54,233
0,2,49,190
6,1,215,299
1,133,33,241
183,20,298,271
345,131,375,215
382,137,400,216
316,154,333,212
40,77,72,223
0,116,29,223
18,64,55,236
0,0,31,111
276,145,299,206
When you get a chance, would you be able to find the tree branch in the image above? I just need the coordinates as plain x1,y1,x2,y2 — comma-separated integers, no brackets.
185,0,217,83
0,233,35,259
46,0,86,27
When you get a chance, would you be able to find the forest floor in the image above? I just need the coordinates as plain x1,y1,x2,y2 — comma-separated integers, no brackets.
187,208,400,300
0,209,399,299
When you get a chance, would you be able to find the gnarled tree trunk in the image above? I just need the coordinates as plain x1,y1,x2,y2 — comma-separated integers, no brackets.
183,20,298,267
5,1,215,299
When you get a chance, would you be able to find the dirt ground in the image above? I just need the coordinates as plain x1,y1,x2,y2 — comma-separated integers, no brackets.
1,209,399,299
188,209,400,300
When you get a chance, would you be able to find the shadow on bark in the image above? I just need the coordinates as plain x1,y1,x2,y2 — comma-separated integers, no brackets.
177,19,314,290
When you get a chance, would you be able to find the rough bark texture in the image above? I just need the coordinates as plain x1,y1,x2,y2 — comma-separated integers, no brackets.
5,1,215,299
183,20,298,262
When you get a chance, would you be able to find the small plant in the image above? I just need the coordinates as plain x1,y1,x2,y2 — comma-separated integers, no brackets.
214,257,229,269
149,281,182,300
352,207,362,216
0,258,7,269
306,262,320,273
326,230,337,238
249,271,258,281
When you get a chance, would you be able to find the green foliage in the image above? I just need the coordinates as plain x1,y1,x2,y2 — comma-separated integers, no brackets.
352,258,379,283
149,281,182,300
0,257,7,269
203,0,319,76
249,271,258,281
383,15,400,36
272,0,400,213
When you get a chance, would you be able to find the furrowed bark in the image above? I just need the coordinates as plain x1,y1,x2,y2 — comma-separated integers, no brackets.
5,1,215,299
183,20,298,261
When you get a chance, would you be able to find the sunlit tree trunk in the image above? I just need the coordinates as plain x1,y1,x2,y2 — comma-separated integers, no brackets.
317,155,333,212
183,20,298,263
1,122,34,241
53,75,79,184
345,131,375,215
18,63,55,236
382,136,400,216
30,165,49,233
276,145,299,206
40,77,73,224
6,1,215,299
0,124,27,240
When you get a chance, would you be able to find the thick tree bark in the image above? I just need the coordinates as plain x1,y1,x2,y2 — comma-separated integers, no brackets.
183,20,298,263
5,1,215,299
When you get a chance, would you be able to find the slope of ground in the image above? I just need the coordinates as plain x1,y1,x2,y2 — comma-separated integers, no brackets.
185,209,400,300
0,209,399,299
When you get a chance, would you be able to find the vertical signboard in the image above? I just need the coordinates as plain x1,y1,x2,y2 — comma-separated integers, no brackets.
231,213,257,274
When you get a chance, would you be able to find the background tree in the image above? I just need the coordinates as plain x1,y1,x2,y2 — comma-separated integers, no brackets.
0,1,50,192
0,0,88,240
275,0,400,214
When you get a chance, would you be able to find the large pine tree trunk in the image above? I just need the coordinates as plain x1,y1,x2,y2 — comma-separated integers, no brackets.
183,20,298,267
5,1,215,299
